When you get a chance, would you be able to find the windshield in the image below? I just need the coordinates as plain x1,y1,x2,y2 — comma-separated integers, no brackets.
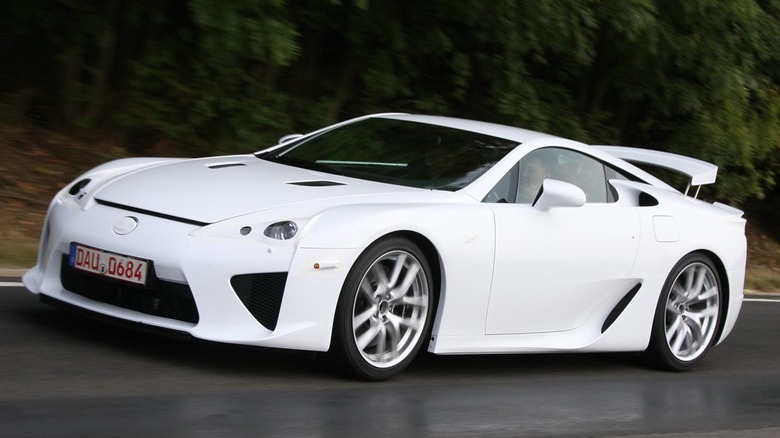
258,118,519,190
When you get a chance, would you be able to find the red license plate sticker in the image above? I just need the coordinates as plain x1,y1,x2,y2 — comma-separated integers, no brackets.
69,243,150,286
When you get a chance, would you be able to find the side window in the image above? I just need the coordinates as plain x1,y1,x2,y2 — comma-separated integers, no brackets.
482,164,518,203
517,148,608,204
604,165,632,202
516,149,556,203
484,148,616,204
556,149,607,203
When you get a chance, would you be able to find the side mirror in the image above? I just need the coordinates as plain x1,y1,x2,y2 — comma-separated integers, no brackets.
278,133,304,144
533,179,586,211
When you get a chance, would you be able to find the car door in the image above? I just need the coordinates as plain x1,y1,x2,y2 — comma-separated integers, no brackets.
484,147,641,334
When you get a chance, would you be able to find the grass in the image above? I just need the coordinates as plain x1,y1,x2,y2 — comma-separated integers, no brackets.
0,241,38,269
745,265,780,293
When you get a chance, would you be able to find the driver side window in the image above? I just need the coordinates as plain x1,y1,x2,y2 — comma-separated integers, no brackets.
516,149,556,203
484,148,609,204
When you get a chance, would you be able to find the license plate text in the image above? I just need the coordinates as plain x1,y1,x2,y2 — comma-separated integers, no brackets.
69,243,149,286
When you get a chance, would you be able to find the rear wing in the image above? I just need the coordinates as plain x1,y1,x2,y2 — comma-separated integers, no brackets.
595,146,718,199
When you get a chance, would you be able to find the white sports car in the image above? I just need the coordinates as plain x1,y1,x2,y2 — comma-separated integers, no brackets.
23,113,746,380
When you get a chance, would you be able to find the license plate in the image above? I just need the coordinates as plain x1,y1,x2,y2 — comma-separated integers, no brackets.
69,243,150,286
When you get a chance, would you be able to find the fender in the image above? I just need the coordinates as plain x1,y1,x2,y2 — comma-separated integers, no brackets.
298,202,499,338
298,203,493,251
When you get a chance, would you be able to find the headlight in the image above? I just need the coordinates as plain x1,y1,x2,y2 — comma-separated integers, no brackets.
263,221,298,240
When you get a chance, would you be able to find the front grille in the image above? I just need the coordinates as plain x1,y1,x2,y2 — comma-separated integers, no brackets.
230,273,288,331
60,256,199,323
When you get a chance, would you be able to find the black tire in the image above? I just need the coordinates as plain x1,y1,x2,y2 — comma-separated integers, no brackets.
645,253,723,371
330,237,435,380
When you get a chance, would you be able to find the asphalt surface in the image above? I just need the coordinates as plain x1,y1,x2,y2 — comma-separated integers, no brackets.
1,282,779,437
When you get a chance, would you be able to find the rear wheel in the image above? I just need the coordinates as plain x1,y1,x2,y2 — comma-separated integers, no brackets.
331,237,434,380
646,253,722,371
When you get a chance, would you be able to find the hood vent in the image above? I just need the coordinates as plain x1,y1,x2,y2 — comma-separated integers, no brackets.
208,163,246,169
287,180,345,187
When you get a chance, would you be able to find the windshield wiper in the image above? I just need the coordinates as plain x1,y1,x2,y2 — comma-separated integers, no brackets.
260,155,344,176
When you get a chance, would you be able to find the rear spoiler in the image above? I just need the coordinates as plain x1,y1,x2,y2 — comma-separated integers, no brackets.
595,146,718,199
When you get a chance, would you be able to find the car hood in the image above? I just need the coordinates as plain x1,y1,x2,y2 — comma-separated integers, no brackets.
92,155,427,223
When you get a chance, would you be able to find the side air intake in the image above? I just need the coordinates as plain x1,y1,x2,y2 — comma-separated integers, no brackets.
601,283,643,333
230,273,288,331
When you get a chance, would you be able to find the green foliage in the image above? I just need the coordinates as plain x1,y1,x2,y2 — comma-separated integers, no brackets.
118,1,301,152
0,0,778,202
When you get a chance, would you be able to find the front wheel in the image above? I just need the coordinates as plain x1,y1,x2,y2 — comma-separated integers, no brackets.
331,237,434,380
646,253,722,371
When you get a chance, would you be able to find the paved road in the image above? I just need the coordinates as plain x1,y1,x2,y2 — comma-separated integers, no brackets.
1,284,779,437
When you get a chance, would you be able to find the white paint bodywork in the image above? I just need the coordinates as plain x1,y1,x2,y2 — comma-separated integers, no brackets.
24,114,746,359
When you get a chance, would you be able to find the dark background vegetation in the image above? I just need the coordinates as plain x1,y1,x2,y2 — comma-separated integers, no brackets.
0,0,778,287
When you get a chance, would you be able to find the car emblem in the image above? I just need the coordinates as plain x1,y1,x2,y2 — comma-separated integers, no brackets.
112,216,139,235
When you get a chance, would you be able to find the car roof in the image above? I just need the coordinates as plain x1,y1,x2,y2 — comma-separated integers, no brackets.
373,113,565,145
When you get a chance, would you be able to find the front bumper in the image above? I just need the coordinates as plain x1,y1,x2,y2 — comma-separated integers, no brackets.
23,198,360,352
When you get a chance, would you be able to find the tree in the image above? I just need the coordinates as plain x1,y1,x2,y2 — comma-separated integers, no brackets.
0,0,777,202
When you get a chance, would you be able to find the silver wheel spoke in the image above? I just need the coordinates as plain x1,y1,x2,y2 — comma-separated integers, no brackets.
396,295,427,307
375,324,387,356
390,263,420,301
684,306,718,320
388,312,423,332
684,269,697,297
666,315,682,341
683,316,704,344
691,266,706,297
671,323,688,354
353,306,376,327
385,318,401,354
689,286,718,304
386,253,407,289
369,265,389,296
359,279,377,301
356,321,383,351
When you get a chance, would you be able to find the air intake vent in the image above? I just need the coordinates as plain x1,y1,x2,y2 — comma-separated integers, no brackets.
601,283,642,333
208,163,246,169
230,273,288,331
639,192,659,207
60,256,199,323
287,181,345,187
